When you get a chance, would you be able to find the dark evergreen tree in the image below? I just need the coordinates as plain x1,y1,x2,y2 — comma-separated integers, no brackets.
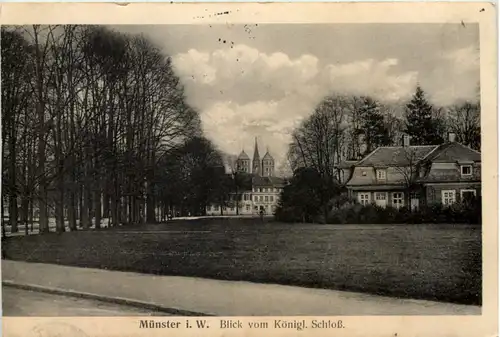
359,96,391,154
405,86,444,145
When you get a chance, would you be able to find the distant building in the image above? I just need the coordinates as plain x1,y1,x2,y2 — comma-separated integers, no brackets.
342,133,481,209
207,137,285,216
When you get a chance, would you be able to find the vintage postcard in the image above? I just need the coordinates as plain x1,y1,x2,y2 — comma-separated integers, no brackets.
0,2,497,337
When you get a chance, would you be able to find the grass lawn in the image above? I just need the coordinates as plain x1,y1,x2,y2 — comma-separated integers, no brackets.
2,218,482,305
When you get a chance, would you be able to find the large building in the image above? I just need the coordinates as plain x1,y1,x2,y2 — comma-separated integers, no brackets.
206,138,285,216
237,137,275,177
341,133,481,209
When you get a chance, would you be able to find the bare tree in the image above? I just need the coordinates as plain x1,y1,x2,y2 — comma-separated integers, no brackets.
2,25,204,235
447,101,480,150
391,146,422,207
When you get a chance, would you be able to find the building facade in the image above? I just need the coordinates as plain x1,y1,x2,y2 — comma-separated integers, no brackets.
206,138,285,216
343,133,481,209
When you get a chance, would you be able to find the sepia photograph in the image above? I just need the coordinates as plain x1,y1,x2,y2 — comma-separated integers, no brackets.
0,4,492,326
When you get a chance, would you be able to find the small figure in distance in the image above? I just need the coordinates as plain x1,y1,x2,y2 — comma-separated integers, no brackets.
259,208,264,223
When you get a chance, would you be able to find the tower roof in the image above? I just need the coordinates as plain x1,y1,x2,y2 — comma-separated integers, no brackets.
263,151,273,160
237,150,250,160
253,137,260,161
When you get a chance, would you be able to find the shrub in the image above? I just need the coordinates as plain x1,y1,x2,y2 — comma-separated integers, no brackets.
325,200,481,225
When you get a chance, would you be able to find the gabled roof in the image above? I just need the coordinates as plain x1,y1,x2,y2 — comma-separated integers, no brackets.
237,150,250,160
262,151,274,160
356,145,438,167
423,142,481,163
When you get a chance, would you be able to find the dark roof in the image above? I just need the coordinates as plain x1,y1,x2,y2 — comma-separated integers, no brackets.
337,160,358,169
237,150,250,160
356,145,438,167
423,142,481,163
252,175,285,186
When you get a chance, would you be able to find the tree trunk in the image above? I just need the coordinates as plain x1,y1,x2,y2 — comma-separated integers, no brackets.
110,187,118,227
55,166,65,233
103,191,110,220
8,117,18,233
94,189,101,229
8,193,18,233
21,194,29,236
29,198,34,232
81,181,91,230
68,190,77,231
146,188,156,223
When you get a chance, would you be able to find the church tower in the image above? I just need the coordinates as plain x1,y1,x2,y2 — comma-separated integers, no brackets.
262,147,275,177
236,150,250,173
252,137,261,175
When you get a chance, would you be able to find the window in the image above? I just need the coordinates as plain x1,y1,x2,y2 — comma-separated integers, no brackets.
376,169,386,180
442,190,456,205
214,206,219,211
392,192,404,209
259,196,263,201
230,207,234,211
265,196,269,202
270,196,274,202
460,189,476,203
254,196,258,202
461,165,472,176
375,192,386,200
358,193,370,205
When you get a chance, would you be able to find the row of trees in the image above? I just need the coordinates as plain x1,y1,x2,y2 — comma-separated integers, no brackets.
1,25,229,234
281,85,481,223
289,86,480,177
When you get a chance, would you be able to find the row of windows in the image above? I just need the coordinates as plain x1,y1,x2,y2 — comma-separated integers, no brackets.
254,195,274,202
373,165,474,181
442,189,476,205
208,204,277,212
229,194,278,201
358,192,404,208
253,187,282,193
358,189,476,207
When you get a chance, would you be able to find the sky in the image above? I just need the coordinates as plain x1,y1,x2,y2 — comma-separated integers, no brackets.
115,24,479,169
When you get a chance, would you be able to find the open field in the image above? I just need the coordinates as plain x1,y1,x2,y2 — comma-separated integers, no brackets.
2,218,481,305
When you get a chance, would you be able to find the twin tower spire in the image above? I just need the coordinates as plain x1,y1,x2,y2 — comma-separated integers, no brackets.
237,137,275,177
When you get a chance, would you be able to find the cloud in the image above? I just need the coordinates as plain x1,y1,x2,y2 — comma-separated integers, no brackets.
323,58,418,102
173,45,320,105
172,44,478,167
442,46,480,73
424,46,479,106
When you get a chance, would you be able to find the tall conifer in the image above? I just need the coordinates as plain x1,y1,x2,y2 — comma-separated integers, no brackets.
405,86,444,145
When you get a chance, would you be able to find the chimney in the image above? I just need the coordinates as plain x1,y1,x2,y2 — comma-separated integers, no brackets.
448,132,456,143
402,134,410,147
